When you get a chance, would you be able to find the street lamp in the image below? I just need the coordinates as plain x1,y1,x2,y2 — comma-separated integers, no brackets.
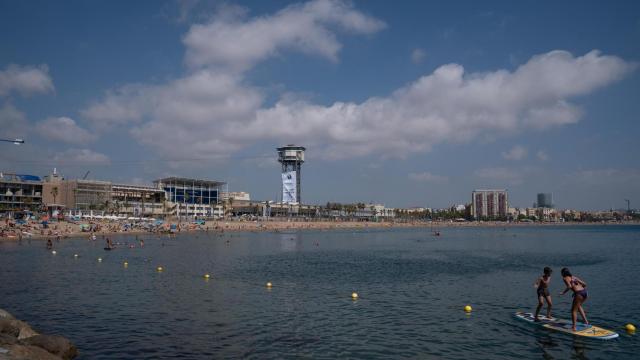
0,138,24,145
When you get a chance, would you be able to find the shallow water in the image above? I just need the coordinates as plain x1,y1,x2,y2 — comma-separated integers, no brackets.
1,225,639,359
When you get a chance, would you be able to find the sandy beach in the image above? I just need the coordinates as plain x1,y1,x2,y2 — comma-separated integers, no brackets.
1,218,638,243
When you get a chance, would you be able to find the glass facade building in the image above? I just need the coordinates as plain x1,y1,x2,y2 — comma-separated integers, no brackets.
153,177,226,218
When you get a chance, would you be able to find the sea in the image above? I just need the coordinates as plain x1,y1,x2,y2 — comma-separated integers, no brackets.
1,225,639,359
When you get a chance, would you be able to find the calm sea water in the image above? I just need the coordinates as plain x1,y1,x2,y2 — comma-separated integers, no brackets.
1,225,639,359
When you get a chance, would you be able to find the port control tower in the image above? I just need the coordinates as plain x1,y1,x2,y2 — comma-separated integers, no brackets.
277,145,305,204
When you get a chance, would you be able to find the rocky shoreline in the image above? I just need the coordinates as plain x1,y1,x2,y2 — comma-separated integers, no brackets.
0,309,77,360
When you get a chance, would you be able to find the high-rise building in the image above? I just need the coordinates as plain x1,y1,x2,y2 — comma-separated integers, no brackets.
537,193,553,208
472,189,508,219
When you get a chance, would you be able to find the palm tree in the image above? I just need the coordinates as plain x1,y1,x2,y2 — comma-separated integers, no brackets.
50,186,59,205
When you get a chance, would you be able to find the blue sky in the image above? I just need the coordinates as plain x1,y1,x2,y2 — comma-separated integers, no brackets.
0,0,639,210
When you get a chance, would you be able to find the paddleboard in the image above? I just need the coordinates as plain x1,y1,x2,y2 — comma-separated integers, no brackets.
514,312,618,340
103,247,113,251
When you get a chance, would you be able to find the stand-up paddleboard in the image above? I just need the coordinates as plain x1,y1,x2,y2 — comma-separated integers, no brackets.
515,312,618,340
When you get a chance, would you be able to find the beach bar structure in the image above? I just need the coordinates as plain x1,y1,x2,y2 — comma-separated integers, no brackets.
153,177,226,219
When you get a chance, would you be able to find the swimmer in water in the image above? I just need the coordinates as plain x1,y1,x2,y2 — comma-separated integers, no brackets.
534,267,553,321
46,238,53,249
559,267,588,331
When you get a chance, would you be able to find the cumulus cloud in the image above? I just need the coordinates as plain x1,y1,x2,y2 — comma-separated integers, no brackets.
502,145,527,160
251,50,634,159
408,172,448,183
81,0,636,161
0,103,29,138
83,70,264,155
411,48,426,64
53,149,111,165
35,117,96,145
183,0,386,71
0,64,54,97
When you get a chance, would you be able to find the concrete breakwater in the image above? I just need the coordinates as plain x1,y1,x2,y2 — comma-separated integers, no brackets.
0,309,77,360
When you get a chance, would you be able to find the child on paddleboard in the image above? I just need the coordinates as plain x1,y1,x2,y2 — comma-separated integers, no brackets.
534,267,553,321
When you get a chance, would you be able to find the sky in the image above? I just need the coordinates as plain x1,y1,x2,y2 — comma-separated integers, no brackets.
0,0,639,210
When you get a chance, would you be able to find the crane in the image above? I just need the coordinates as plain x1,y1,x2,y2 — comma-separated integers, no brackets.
82,171,90,180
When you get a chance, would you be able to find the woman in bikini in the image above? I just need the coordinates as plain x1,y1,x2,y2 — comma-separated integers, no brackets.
559,267,588,331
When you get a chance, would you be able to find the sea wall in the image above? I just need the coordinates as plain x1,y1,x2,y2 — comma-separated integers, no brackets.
0,309,77,360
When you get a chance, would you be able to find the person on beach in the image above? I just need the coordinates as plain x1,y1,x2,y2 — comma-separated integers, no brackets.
534,267,553,321
559,267,588,331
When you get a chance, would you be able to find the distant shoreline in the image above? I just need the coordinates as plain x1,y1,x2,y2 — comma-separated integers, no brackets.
2,219,639,243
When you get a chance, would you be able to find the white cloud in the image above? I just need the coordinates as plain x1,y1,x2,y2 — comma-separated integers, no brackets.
250,50,634,159
411,48,426,64
0,64,54,97
83,70,264,156
502,145,527,160
81,0,636,162
408,172,448,183
536,150,549,161
53,149,111,165
0,103,29,138
474,167,523,185
35,117,96,145
183,0,386,71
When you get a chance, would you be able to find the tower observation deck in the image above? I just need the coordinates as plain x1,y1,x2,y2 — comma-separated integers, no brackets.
277,145,305,204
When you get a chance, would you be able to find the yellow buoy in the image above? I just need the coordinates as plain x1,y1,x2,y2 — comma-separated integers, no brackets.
157,266,163,272
97,257,102,262
74,254,79,258
123,261,128,267
351,292,359,300
204,273,210,279
626,323,636,332
51,250,57,255
266,282,272,288
464,305,472,313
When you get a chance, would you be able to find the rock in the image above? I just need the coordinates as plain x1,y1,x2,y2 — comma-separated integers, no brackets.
0,334,18,346
20,335,77,360
0,319,38,340
2,344,61,360
0,310,14,320
0,320,19,338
